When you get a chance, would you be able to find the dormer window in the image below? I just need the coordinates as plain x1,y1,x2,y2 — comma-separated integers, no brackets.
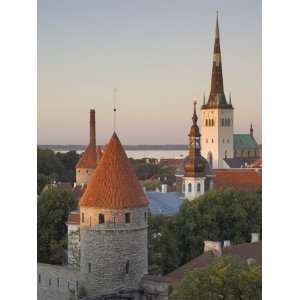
125,212,131,223
99,214,105,224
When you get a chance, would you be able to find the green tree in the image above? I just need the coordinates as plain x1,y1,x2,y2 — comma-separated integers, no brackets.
175,189,262,265
37,189,77,264
148,215,180,274
170,255,261,300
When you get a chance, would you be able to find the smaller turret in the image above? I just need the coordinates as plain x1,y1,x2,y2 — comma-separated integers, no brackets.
75,109,102,185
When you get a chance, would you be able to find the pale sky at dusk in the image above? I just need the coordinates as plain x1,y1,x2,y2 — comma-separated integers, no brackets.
38,0,261,145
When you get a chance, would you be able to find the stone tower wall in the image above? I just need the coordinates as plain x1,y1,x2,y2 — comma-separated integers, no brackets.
80,206,148,296
76,168,95,185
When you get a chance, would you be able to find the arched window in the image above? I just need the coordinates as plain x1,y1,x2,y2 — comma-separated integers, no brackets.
197,183,201,192
57,278,60,288
88,263,91,273
212,119,214,126
212,139,214,143
248,150,251,157
206,139,208,143
182,183,185,192
144,211,147,220
208,152,213,168
221,118,224,127
225,150,228,159
188,183,192,193
38,274,41,284
125,212,131,223
125,261,130,274
81,213,84,223
99,214,105,224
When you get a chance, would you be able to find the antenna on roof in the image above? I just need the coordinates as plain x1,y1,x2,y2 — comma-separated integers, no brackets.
113,88,117,132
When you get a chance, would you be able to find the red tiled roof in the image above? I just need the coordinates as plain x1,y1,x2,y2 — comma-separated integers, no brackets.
66,211,80,225
213,169,262,192
76,144,97,169
80,132,149,209
162,241,261,285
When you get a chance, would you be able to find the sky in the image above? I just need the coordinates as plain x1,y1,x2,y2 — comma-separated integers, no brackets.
38,0,261,145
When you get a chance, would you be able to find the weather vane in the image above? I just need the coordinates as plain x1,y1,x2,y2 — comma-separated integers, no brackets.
113,88,117,132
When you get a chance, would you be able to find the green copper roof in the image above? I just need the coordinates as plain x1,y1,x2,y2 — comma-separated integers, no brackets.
234,134,258,150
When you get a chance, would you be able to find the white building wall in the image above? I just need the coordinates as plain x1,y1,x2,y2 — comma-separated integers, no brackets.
183,177,206,200
200,108,234,169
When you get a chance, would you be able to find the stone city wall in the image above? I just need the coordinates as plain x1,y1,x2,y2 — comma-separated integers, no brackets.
37,263,80,300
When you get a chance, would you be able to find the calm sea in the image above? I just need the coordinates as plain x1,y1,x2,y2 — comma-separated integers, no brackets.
55,150,187,160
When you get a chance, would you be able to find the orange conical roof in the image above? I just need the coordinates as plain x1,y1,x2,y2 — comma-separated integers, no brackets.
80,132,148,209
76,144,100,169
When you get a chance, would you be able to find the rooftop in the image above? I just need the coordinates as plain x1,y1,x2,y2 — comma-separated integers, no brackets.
234,134,258,150
80,132,148,209
213,169,262,192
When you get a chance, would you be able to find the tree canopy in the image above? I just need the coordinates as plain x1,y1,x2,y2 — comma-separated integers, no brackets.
170,255,262,300
37,188,77,264
148,189,262,274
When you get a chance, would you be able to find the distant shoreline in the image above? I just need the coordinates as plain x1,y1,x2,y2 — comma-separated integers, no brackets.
38,144,189,151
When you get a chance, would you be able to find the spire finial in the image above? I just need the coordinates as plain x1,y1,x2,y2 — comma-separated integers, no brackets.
229,92,232,104
192,97,198,124
250,123,254,137
113,88,117,132
203,92,206,105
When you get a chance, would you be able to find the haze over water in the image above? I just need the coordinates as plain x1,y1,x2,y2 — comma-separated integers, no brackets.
38,0,261,145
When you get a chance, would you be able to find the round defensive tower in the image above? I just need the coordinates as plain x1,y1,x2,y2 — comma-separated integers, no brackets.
79,132,149,296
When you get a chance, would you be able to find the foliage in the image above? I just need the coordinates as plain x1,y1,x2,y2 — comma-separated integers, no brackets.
148,189,261,275
37,188,77,264
37,148,80,194
142,178,161,191
148,214,180,274
170,255,262,300
176,189,262,265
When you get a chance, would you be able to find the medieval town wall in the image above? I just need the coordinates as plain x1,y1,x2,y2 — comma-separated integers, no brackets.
37,263,80,300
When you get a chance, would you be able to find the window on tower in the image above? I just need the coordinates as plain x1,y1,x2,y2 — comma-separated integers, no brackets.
188,183,192,192
212,139,214,143
88,263,91,273
206,119,208,126
222,118,224,127
212,119,214,126
125,212,131,223
81,213,84,223
125,261,130,274
197,183,201,192
99,214,105,224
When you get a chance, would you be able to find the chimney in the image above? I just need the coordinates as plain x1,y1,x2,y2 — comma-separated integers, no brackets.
161,184,168,193
89,109,96,146
223,240,231,248
204,240,222,256
251,233,260,243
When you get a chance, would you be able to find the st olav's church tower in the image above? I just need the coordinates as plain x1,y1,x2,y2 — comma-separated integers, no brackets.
200,14,234,169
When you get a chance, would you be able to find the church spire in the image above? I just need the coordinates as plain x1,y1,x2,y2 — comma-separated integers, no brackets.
184,99,205,177
203,13,232,109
